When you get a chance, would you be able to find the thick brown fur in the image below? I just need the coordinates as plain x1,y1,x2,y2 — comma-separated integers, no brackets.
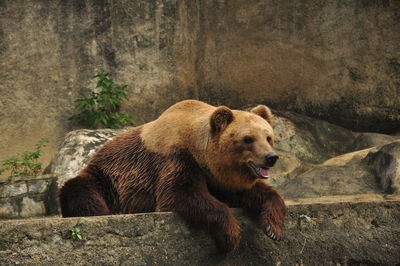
59,100,286,253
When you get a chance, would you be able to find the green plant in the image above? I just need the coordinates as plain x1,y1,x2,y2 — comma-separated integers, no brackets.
0,138,49,177
72,72,132,129
69,219,85,241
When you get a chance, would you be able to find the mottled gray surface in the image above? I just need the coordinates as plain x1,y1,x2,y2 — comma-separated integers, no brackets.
0,201,399,265
1,0,400,175
0,175,58,218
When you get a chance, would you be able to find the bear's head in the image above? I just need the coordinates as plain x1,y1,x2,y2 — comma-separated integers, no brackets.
207,105,278,190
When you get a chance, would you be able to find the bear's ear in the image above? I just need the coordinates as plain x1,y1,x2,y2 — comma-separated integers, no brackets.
210,106,234,135
250,105,273,124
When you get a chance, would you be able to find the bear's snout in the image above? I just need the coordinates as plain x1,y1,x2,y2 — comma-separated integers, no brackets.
264,152,279,167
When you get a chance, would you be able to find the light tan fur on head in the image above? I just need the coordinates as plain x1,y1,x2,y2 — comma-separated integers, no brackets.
207,109,276,190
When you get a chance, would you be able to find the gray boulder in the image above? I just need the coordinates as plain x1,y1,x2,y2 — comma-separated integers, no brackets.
279,141,400,198
277,148,378,198
273,111,355,163
364,141,400,194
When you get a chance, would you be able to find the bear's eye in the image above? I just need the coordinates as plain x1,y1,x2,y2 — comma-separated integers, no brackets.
267,136,273,144
243,136,254,144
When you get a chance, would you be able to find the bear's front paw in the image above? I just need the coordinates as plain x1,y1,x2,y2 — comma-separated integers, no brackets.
214,222,241,253
261,205,285,241
260,194,286,241
264,223,282,241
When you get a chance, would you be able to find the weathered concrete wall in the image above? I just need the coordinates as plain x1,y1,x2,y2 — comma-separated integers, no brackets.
195,0,400,133
0,175,58,218
1,0,399,172
0,200,399,265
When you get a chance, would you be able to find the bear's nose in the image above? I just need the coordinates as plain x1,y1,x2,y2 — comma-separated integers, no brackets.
265,152,279,167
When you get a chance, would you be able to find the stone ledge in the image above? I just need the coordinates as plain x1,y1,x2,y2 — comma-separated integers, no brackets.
0,200,399,265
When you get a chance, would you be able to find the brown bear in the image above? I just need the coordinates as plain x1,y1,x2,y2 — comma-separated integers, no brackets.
59,100,286,252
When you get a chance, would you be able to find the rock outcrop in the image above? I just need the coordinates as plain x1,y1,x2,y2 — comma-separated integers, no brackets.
0,175,58,218
273,111,355,163
364,141,400,194
352,133,399,151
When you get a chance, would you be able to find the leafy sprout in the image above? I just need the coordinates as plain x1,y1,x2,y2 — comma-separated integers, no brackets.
69,219,85,241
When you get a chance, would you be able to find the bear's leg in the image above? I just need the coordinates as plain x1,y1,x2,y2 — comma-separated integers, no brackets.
156,175,241,253
59,173,110,217
240,180,286,240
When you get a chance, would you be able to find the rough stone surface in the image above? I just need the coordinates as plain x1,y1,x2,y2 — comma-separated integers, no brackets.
0,0,187,174
28,180,48,194
20,197,46,218
0,175,58,218
0,202,14,218
0,201,399,265
1,0,400,175
364,141,400,194
277,141,400,199
0,183,28,197
352,132,400,151
278,148,378,199
200,0,400,134
273,111,355,163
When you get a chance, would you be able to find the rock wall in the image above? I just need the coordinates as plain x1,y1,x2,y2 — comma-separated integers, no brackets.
1,0,399,172
0,175,58,218
0,200,399,265
0,0,191,170
196,0,400,133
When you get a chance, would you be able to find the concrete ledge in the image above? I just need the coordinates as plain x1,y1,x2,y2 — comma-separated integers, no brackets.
0,200,399,265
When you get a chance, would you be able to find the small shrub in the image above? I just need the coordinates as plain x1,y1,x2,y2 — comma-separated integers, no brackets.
72,72,133,129
0,138,49,177
69,219,85,241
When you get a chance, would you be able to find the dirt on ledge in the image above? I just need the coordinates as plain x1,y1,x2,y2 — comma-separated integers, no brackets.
0,199,399,265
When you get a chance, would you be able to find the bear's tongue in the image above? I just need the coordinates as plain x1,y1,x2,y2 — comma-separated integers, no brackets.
259,167,269,178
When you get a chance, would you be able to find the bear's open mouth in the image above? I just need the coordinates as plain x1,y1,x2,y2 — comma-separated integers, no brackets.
247,161,270,179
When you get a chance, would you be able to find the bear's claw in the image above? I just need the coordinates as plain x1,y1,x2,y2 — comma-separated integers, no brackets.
265,224,280,241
